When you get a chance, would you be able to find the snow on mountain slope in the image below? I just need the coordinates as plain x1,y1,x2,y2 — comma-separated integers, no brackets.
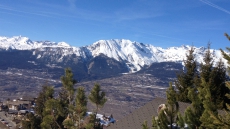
88,40,225,71
0,36,226,72
0,36,71,50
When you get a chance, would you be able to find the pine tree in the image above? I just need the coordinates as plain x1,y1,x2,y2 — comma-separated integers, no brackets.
165,82,179,129
175,46,198,102
61,68,77,128
184,86,203,128
75,87,87,129
199,78,219,128
177,113,185,129
152,82,179,129
41,98,64,129
199,44,228,109
207,81,230,128
200,43,213,85
61,68,76,105
35,84,54,119
88,83,107,128
209,60,227,109
21,112,41,129
152,115,160,129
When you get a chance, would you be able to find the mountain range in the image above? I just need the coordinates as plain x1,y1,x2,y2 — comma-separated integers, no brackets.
0,35,227,82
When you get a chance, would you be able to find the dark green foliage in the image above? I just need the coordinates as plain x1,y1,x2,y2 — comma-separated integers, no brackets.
142,120,149,129
209,60,227,109
88,83,107,128
199,43,213,85
21,113,41,129
165,82,179,129
152,115,160,129
61,67,77,104
206,81,230,128
199,44,228,109
184,87,203,128
199,79,219,128
35,84,54,118
75,87,88,129
151,82,179,129
61,68,77,128
177,113,185,129
206,33,230,128
41,98,64,129
157,110,170,129
89,83,107,113
175,47,198,102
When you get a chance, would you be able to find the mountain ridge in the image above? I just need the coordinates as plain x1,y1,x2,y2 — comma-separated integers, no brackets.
0,36,226,73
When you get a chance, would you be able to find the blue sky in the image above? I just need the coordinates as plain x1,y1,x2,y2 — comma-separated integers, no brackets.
0,0,230,49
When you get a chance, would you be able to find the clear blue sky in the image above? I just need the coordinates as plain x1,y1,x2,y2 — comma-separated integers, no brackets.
0,0,230,49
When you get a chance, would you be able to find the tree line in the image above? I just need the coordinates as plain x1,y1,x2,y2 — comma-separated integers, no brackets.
21,68,107,129
142,33,230,129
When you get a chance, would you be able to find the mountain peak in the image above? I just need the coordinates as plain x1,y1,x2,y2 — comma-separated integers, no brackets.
57,42,71,47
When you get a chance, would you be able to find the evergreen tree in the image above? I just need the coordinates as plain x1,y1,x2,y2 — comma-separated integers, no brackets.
209,60,227,109
61,68,77,127
21,113,41,129
61,68,76,105
199,78,219,128
175,46,198,102
152,82,179,129
184,86,203,128
207,81,230,128
41,98,64,129
199,43,213,85
75,87,87,129
177,113,185,129
199,44,227,109
35,84,54,119
152,115,160,129
88,83,107,128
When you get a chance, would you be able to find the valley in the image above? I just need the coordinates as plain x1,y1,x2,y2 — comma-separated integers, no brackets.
0,67,175,120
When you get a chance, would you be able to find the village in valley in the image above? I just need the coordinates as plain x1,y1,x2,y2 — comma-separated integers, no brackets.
0,96,36,128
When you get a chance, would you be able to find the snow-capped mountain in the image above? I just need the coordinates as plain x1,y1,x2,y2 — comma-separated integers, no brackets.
0,36,226,73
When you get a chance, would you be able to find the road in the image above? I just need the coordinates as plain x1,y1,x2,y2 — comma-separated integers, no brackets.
0,111,16,129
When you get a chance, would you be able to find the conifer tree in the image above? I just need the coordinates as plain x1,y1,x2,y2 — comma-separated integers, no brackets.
88,83,107,128
152,115,160,129
177,113,185,129
35,84,54,119
207,82,230,128
199,44,228,109
21,113,41,129
152,82,179,129
209,60,227,109
184,86,203,128
61,68,77,127
75,87,87,129
199,43,213,85
41,98,64,129
199,79,219,128
175,46,198,102
61,68,76,105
